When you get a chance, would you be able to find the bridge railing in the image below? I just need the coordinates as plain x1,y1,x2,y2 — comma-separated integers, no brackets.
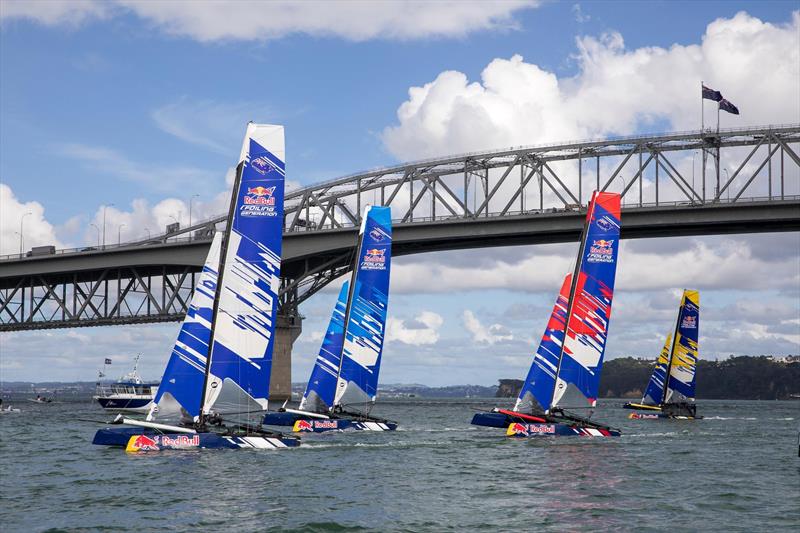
2,194,797,263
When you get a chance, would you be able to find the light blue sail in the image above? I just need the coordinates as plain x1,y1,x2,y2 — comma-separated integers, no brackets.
203,125,286,419
333,206,392,411
149,232,222,421
298,281,349,413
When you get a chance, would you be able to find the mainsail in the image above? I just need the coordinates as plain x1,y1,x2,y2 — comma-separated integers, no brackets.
298,281,349,413
202,124,286,421
550,191,621,413
514,274,571,413
332,205,392,412
640,332,673,406
663,290,700,404
148,232,223,421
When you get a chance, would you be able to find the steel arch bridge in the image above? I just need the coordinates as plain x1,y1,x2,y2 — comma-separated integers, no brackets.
1,124,799,332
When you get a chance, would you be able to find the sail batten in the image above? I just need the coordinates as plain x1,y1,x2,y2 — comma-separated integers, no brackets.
202,124,286,421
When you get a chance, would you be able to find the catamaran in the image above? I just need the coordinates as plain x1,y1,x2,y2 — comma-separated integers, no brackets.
93,123,300,450
471,191,622,437
625,290,701,419
262,205,396,432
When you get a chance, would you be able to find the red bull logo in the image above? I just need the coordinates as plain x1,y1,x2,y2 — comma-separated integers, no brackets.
126,434,159,452
293,419,314,432
361,247,387,270
161,435,200,448
507,423,529,436
681,316,697,329
587,239,614,263
363,248,386,263
244,186,276,205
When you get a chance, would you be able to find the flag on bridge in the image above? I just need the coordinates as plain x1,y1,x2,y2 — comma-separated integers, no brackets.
702,84,722,102
104,358,112,365
719,98,740,115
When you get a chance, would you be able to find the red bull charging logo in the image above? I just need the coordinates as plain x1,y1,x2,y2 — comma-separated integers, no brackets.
294,420,313,432
126,434,160,452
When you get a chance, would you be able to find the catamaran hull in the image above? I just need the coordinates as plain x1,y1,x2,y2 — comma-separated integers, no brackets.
628,412,703,420
262,411,305,426
92,427,300,450
506,422,621,437
622,402,662,411
470,410,547,428
292,419,397,432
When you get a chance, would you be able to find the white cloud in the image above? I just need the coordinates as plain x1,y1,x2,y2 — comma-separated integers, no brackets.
0,183,64,255
57,143,220,194
151,98,276,155
383,12,800,160
572,4,590,24
1,0,539,42
462,309,514,344
387,311,443,345
0,0,110,27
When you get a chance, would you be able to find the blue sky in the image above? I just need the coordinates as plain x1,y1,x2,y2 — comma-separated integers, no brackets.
1,1,798,384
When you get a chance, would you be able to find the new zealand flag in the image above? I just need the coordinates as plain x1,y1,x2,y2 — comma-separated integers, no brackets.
719,98,740,115
702,84,722,102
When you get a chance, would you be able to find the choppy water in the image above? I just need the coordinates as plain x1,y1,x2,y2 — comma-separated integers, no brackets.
1,398,798,532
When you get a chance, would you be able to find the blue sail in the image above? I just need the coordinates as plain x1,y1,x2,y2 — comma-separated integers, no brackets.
298,281,349,413
551,192,621,412
640,332,672,406
665,290,700,403
333,206,392,411
148,232,222,421
514,274,571,413
203,124,286,419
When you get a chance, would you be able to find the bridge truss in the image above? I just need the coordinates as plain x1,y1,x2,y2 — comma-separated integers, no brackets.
1,124,798,331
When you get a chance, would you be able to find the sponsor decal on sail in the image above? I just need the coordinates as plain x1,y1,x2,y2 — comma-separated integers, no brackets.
586,239,614,263
241,184,278,217
251,155,277,175
361,248,387,270
681,315,697,329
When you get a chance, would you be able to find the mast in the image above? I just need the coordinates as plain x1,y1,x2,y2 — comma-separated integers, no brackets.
331,207,369,412
661,291,684,406
198,161,244,426
548,194,595,412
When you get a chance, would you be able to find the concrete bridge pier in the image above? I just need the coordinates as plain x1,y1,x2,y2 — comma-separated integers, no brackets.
269,312,302,402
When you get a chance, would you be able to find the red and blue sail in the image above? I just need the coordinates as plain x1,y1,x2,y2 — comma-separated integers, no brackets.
298,281,349,413
148,232,222,421
551,192,621,412
202,125,286,420
333,206,392,411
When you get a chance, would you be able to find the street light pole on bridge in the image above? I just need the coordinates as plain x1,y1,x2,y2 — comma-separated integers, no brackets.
19,211,32,255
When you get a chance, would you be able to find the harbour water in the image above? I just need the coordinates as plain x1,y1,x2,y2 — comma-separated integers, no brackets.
1,399,798,532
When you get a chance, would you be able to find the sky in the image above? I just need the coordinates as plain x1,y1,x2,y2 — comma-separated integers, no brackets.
0,0,798,385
